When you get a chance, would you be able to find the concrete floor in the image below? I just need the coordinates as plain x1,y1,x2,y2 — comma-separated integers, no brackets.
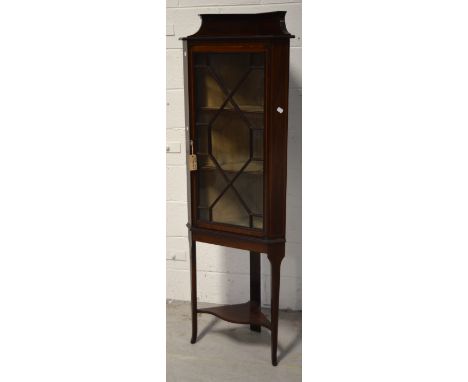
166,300,301,381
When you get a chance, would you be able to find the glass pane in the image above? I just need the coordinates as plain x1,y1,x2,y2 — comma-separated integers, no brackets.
252,129,263,160
245,112,264,132
195,69,224,110
232,69,264,111
194,52,265,229
234,160,264,215
211,110,250,174
197,163,224,209
208,53,251,95
196,125,209,155
212,188,250,227
252,216,263,229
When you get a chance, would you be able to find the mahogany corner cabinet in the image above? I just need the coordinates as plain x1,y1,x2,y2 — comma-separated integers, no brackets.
181,12,294,366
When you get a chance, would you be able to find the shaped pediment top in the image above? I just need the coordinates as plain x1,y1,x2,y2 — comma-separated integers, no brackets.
181,11,294,41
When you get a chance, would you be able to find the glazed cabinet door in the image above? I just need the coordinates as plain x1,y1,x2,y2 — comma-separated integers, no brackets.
189,46,268,234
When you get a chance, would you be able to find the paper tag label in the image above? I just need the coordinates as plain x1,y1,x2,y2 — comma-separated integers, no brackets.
188,154,197,171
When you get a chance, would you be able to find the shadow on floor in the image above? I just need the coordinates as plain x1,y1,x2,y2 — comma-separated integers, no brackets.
195,313,301,362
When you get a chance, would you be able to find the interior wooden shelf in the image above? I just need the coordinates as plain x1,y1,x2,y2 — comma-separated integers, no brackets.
197,301,271,330
199,161,263,174
196,214,263,230
198,105,264,113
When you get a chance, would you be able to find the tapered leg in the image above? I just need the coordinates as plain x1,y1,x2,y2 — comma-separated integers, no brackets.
250,251,261,332
268,245,285,366
190,239,197,344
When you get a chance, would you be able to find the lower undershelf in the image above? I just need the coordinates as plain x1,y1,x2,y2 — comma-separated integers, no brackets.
197,301,271,330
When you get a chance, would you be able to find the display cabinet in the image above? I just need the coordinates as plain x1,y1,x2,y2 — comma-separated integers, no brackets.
181,11,294,366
